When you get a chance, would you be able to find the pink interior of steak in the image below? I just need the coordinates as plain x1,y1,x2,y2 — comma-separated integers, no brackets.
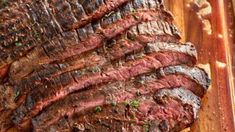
0,0,210,131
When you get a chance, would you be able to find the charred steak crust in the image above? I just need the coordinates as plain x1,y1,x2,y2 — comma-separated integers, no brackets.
32,65,206,129
157,65,211,93
0,0,129,64
12,41,197,107
1,0,172,80
12,42,197,126
8,9,173,83
10,19,180,84
0,0,211,131
35,87,200,132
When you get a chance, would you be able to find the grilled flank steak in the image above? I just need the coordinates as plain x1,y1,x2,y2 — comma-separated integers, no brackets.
0,0,210,131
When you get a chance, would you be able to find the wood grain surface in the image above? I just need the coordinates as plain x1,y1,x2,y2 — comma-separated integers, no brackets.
164,0,235,131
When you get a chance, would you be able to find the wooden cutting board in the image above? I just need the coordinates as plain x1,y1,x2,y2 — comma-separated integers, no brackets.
164,0,235,131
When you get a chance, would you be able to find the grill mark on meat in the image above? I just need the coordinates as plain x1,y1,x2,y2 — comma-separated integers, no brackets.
70,0,130,29
11,19,179,86
154,87,201,120
0,1,60,78
157,65,211,96
7,35,177,112
34,88,200,132
0,0,128,44
0,3,31,37
32,66,206,129
5,0,169,72
66,0,88,21
11,41,195,110
145,42,197,58
0,1,60,49
8,9,170,84
0,85,15,112
0,64,9,82
79,0,104,15
76,24,94,41
46,0,78,31
2,0,171,79
29,1,62,39
1,0,127,51
10,13,180,83
12,43,197,126
0,0,131,77
0,1,211,132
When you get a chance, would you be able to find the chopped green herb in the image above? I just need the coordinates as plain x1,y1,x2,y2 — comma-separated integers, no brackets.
0,0,9,8
105,11,114,18
139,79,145,84
120,44,125,48
112,29,116,33
130,114,135,119
111,101,117,107
136,91,141,96
94,106,102,113
89,66,101,73
127,33,136,41
34,32,40,40
142,121,150,132
137,53,145,58
130,100,140,109
13,91,20,101
138,76,146,84
132,14,140,20
15,42,22,47
123,101,129,107
131,9,136,13
197,0,203,4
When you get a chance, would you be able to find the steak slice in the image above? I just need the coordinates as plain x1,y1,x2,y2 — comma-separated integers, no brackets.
0,0,170,80
34,87,200,132
11,22,182,104
12,42,197,127
157,65,211,96
11,41,196,106
9,19,180,84
32,65,208,129
0,0,130,79
9,16,181,99
8,9,171,83
0,0,128,46
0,0,212,132
71,0,169,29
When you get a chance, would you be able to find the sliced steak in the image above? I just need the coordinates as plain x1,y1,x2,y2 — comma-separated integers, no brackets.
0,0,211,131
0,0,129,78
8,9,172,83
10,19,180,84
157,65,211,96
32,65,207,129
71,0,170,29
0,0,128,46
4,35,179,117
11,42,197,107
12,42,197,126
0,0,170,80
35,87,200,132
11,21,181,104
7,34,180,116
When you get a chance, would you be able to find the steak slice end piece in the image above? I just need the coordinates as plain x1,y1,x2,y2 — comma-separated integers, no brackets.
36,87,200,132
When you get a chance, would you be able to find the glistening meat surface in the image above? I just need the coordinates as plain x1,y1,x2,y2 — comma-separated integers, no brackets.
32,65,209,129
12,44,197,126
35,87,200,132
0,0,211,131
